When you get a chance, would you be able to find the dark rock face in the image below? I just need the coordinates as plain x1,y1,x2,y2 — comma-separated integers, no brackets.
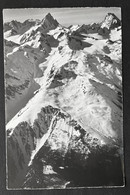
43,13,59,28
7,104,124,188
77,23,100,34
4,20,22,33
4,20,36,35
98,27,110,36
48,65,77,89
6,80,30,100
7,106,59,188
22,114,123,188
7,122,35,188
67,34,92,50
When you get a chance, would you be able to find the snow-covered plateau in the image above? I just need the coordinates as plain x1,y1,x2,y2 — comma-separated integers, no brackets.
4,12,124,189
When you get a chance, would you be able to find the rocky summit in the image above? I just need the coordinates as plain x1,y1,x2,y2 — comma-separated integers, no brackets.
4,12,123,189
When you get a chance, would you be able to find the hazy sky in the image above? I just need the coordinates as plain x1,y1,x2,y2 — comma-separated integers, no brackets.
3,7,121,26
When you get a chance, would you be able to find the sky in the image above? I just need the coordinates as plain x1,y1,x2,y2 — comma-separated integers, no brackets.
3,7,121,27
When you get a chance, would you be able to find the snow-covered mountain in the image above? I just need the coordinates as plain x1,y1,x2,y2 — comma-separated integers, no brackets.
75,13,121,37
100,13,121,30
4,13,123,189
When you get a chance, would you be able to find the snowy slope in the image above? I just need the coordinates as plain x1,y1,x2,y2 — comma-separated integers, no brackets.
4,13,60,122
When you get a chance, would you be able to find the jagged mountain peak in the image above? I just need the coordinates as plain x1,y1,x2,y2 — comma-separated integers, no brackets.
101,12,121,30
5,19,22,27
3,20,22,33
10,19,21,24
105,12,121,23
41,12,59,27
106,12,119,17
45,12,53,19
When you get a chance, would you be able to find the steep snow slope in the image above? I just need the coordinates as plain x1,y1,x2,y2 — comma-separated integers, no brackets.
4,14,60,122
4,13,123,188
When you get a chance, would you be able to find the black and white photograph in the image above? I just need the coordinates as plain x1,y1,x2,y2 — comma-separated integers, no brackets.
3,7,124,189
